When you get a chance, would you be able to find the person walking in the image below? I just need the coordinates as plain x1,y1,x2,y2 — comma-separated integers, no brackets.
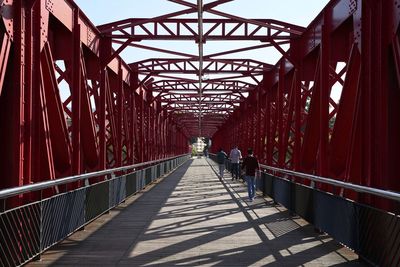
229,145,242,180
216,148,228,179
241,148,260,202
203,145,209,158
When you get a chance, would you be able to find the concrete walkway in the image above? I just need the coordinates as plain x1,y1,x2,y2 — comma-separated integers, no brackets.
28,158,363,266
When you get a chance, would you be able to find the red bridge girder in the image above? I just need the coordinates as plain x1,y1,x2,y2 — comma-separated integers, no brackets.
0,0,400,220
149,80,255,92
131,58,272,75
98,18,304,41
0,0,188,196
211,0,400,215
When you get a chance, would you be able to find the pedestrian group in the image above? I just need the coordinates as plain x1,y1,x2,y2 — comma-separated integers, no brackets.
216,146,260,202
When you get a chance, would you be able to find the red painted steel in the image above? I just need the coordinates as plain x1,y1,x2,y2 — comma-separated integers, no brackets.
0,0,399,213
132,58,271,75
212,0,400,212
0,0,188,201
98,18,304,41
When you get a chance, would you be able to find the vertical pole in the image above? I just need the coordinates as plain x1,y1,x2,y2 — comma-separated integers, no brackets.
245,103,250,152
294,69,302,171
140,91,145,162
99,37,112,171
99,69,106,171
256,90,261,157
72,9,81,179
24,1,34,188
360,1,388,208
161,110,164,158
265,91,271,166
319,23,330,178
156,103,161,159
116,63,123,167
278,60,285,167
130,71,138,164
146,105,150,160
11,0,26,191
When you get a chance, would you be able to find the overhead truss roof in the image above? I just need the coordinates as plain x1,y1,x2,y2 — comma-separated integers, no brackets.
98,0,305,137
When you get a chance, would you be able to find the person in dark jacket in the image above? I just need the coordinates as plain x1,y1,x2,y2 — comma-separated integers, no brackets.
216,148,228,179
241,148,260,201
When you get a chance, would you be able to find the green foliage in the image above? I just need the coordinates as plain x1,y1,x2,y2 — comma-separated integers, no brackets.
191,146,197,156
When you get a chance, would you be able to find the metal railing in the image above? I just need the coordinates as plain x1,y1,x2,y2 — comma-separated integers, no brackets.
0,154,190,267
259,164,400,203
209,152,400,203
209,152,400,266
0,154,187,200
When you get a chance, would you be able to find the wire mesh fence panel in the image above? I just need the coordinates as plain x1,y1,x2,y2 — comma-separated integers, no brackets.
144,168,152,185
126,172,138,197
0,155,190,266
109,176,127,209
42,188,86,250
0,203,40,266
85,181,109,222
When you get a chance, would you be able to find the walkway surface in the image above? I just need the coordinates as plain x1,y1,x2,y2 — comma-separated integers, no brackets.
28,158,363,266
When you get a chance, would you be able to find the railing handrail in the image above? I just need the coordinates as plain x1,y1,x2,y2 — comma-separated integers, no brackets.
209,152,400,202
259,164,400,203
0,154,189,200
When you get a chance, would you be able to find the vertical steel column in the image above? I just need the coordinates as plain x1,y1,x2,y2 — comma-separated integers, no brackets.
360,0,390,208
251,103,256,151
116,63,123,167
161,110,166,158
98,68,107,171
156,103,161,159
256,90,261,157
293,69,302,171
241,104,247,152
319,22,330,178
129,71,138,164
140,90,145,162
374,1,390,196
386,1,400,202
282,75,295,169
164,111,168,157
146,104,151,161
265,90,272,165
99,37,112,171
25,0,35,186
278,61,285,167
71,10,82,178
151,103,155,160
11,0,26,189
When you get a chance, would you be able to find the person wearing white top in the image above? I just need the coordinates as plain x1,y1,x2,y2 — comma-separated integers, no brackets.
229,145,242,180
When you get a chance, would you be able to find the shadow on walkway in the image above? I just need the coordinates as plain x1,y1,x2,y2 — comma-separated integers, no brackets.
28,158,364,267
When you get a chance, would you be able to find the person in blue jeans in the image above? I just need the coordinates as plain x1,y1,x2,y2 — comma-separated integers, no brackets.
241,148,260,201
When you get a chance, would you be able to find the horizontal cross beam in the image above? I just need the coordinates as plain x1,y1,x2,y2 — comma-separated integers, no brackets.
100,18,304,41
131,58,272,74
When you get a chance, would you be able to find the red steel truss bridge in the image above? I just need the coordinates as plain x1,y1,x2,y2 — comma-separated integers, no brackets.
1,0,400,266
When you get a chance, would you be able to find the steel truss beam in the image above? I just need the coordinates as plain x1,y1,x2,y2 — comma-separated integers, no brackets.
99,18,304,41
132,58,272,74
94,0,302,136
149,80,255,91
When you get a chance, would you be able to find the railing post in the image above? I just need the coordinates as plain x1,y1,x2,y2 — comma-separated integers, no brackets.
34,190,44,261
0,199,5,212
